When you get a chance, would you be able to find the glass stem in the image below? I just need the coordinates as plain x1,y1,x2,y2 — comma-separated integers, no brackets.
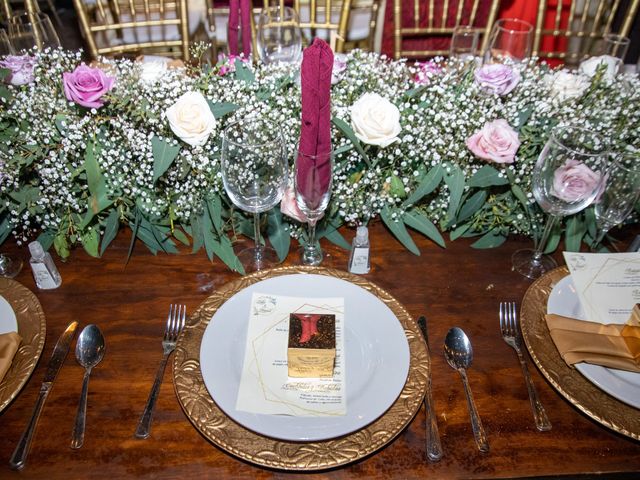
307,219,317,250
595,227,609,246
533,215,558,264
253,212,262,254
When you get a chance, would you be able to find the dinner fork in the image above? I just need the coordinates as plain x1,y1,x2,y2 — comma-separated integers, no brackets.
499,302,552,432
135,304,186,439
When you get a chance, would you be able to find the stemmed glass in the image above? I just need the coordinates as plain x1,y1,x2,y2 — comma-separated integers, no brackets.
294,149,333,266
484,18,533,64
221,117,288,272
512,125,610,279
8,12,60,52
593,153,640,246
257,5,302,64
0,253,22,278
450,25,480,63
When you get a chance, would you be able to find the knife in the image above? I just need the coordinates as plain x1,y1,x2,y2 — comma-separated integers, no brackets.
417,315,443,462
9,321,79,470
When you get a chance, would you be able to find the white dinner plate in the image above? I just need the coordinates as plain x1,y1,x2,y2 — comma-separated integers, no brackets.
199,273,411,442
547,275,640,409
0,294,18,334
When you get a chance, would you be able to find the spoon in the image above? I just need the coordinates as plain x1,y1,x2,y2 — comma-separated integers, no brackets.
71,324,105,449
444,327,489,453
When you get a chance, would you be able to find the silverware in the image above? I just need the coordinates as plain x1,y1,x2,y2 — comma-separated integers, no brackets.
71,324,106,449
499,302,552,432
135,304,186,439
444,327,489,453
10,321,79,470
417,316,443,462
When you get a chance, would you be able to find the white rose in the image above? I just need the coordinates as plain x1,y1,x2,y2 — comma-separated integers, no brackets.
350,92,401,148
579,55,620,81
165,91,216,147
139,60,168,83
546,71,590,102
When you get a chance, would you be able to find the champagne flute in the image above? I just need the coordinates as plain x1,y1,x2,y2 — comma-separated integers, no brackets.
294,149,333,266
257,5,302,64
484,18,533,64
594,152,640,246
8,12,60,52
512,125,610,279
221,117,288,273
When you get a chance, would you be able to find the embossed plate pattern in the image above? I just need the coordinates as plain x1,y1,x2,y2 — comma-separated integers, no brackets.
520,266,640,441
0,278,47,413
173,266,428,470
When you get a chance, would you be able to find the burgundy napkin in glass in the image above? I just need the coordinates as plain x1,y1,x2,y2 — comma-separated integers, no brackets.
228,0,240,56
296,38,333,208
240,0,252,57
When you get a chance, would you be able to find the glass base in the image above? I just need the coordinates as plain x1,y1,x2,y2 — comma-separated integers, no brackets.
236,246,281,274
0,254,22,278
301,244,323,266
512,249,557,280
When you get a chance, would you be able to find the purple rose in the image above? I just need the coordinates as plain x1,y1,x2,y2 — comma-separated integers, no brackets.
63,64,115,108
0,55,36,86
474,64,520,95
466,119,520,164
552,159,602,202
414,60,443,85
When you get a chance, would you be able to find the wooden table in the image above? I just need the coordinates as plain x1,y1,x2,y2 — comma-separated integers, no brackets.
1,223,639,479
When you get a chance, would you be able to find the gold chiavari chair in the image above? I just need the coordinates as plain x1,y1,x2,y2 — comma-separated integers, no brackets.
393,0,500,59
1,0,61,26
72,0,190,60
533,0,640,64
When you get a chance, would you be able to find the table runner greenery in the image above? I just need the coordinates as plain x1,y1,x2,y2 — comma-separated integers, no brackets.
0,49,638,273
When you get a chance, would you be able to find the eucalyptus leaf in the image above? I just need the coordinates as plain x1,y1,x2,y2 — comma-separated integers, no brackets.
381,207,420,255
207,101,240,119
152,136,181,183
321,221,351,250
403,210,446,248
81,142,112,228
564,214,587,252
172,227,190,246
212,235,245,274
234,59,255,83
449,223,471,241
82,228,100,257
402,164,443,207
36,230,55,251
332,117,370,167
267,208,290,262
468,165,509,188
471,229,506,249
457,190,487,224
126,209,142,263
100,208,120,256
444,164,465,223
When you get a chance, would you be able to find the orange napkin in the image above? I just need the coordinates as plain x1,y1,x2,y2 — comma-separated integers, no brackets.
0,331,22,383
545,305,640,373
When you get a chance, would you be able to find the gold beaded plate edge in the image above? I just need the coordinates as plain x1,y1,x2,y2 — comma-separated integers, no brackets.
0,278,47,413
173,266,428,470
521,266,640,441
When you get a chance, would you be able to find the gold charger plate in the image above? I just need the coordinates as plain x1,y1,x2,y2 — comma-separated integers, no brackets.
0,278,46,413
173,266,428,470
520,266,640,441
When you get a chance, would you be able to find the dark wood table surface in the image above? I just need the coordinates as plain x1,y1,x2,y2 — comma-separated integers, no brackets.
0,223,639,479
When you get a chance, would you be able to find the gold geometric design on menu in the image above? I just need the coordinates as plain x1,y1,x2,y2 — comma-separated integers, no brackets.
173,266,428,471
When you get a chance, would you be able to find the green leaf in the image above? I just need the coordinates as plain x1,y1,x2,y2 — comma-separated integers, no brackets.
402,164,443,207
444,164,465,223
471,229,507,249
126,209,142,263
207,195,223,234
389,174,406,198
565,214,587,252
403,210,445,248
234,58,255,83
53,233,70,259
0,68,10,81
190,212,204,253
100,208,120,256
449,223,471,241
211,235,245,274
511,183,530,210
81,141,112,228
172,227,190,246
152,136,181,183
380,207,420,255
321,221,351,250
82,228,100,257
36,230,55,251
267,208,291,262
468,165,509,188
584,207,597,240
515,105,533,131
543,227,561,254
207,101,240,119
457,190,487,224
331,117,370,167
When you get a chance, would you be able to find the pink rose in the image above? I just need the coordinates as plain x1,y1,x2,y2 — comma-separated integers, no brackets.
0,55,36,85
217,53,249,76
63,64,115,108
280,186,323,223
414,60,443,85
552,159,602,202
474,64,520,95
466,119,520,164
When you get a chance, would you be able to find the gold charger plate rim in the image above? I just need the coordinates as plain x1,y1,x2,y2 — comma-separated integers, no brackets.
0,277,47,413
520,265,640,441
173,266,428,470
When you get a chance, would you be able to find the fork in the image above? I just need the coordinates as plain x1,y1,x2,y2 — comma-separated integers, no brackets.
499,302,552,432
135,304,186,439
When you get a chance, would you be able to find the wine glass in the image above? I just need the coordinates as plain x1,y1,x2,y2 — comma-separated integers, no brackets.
257,5,302,64
8,12,60,52
221,117,288,273
512,125,610,279
0,253,22,278
484,18,533,64
0,29,15,56
593,152,640,246
294,149,333,266
598,33,630,60
450,25,480,64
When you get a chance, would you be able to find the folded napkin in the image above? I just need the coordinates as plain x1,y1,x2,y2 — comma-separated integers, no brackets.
0,331,22,383
240,0,252,57
228,0,240,56
545,307,640,372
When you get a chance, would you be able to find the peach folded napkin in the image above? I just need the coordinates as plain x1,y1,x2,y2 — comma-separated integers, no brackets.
545,308,640,373
0,331,22,383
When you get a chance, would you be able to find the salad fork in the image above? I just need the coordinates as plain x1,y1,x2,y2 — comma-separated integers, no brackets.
499,302,552,432
135,304,186,439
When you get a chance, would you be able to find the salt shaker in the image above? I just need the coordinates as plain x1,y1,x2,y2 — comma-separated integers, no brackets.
348,226,370,274
29,241,62,289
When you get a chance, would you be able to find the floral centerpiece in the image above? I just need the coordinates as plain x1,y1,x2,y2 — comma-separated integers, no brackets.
0,49,638,272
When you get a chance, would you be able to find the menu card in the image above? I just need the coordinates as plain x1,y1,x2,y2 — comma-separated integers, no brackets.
563,252,640,324
235,293,346,416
